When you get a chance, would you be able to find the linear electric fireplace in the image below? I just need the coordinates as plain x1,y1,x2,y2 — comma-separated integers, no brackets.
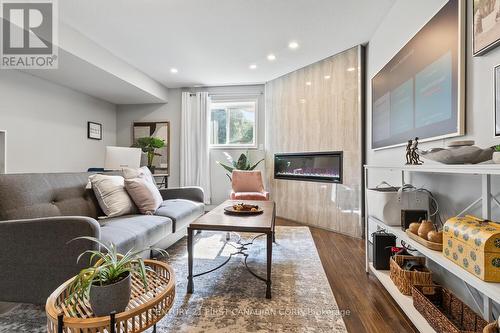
274,151,343,183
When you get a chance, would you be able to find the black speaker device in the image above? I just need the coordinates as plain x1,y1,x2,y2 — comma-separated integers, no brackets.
372,231,396,270
401,210,428,231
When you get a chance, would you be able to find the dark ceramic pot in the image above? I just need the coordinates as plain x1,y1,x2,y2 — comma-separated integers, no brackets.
89,272,131,317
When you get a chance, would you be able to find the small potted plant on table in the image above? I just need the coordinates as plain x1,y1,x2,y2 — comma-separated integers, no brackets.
133,137,166,173
67,237,167,316
493,145,500,164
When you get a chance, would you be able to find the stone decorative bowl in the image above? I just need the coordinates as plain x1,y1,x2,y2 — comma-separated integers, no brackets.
418,141,493,165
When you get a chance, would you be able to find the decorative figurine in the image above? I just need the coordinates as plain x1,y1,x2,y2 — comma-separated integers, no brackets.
405,140,413,165
411,137,423,165
405,137,423,165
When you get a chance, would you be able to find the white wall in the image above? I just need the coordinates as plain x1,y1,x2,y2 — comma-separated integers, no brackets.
116,84,266,204
116,89,182,187
0,70,116,173
366,0,500,316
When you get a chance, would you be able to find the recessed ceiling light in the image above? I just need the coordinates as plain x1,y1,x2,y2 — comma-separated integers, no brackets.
305,81,312,86
249,64,257,70
324,75,331,80
288,41,299,49
170,68,178,73
347,67,356,72
267,54,276,61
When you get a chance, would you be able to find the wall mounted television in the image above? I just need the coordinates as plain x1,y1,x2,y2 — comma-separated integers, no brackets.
371,0,465,150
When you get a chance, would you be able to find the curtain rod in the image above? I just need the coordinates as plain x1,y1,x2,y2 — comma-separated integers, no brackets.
188,92,263,97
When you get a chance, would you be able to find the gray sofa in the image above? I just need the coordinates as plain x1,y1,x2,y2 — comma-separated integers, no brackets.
0,172,204,304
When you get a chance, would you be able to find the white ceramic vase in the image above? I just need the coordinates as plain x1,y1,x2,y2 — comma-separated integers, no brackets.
493,152,500,164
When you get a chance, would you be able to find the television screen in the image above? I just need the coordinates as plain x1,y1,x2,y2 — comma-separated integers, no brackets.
371,0,464,149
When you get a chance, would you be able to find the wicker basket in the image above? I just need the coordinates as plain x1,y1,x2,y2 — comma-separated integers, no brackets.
412,285,488,333
484,322,499,333
389,255,433,295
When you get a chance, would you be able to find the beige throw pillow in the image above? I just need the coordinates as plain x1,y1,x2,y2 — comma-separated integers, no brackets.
89,174,137,218
125,177,163,214
122,166,156,185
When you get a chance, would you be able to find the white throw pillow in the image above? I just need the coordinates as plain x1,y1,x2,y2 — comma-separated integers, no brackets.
122,166,156,185
89,174,137,218
125,176,163,214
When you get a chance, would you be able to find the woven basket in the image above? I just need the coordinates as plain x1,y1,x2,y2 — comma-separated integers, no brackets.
389,255,432,295
483,322,499,333
412,285,488,333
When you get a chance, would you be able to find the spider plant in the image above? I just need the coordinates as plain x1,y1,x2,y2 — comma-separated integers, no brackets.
66,236,168,305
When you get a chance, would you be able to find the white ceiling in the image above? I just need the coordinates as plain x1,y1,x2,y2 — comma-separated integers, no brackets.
60,0,395,88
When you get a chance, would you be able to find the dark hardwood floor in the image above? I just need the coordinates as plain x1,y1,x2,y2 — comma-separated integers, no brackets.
276,218,418,333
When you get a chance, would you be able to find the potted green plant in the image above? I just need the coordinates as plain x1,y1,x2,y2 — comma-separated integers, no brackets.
494,145,500,164
216,151,264,181
133,137,166,173
67,237,167,316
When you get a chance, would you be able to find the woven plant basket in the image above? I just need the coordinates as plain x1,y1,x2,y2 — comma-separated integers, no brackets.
412,285,488,333
389,255,432,295
483,322,499,333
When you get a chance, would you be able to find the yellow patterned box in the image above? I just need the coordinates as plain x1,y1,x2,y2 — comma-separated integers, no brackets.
443,215,500,282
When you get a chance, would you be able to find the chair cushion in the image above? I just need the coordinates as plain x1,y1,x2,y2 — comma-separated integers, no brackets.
230,191,269,201
155,199,204,232
99,215,172,254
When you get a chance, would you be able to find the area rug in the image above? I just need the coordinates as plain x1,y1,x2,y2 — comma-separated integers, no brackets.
0,226,347,333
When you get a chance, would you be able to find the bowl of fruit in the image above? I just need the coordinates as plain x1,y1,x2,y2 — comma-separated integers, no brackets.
224,203,263,215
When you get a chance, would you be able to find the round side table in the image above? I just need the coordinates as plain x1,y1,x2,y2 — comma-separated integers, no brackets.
46,259,175,333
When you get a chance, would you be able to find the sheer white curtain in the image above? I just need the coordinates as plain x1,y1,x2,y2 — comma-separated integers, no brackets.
180,92,211,204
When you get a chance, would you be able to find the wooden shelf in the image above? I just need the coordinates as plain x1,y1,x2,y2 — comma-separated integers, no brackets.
364,164,500,176
369,216,500,305
368,263,436,333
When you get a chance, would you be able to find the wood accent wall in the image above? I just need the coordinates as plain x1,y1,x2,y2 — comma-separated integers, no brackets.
265,45,364,238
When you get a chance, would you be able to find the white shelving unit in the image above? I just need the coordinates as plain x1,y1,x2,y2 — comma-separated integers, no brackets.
368,263,437,333
364,164,500,329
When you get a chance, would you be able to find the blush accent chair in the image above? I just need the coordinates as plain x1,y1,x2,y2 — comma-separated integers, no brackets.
230,170,269,201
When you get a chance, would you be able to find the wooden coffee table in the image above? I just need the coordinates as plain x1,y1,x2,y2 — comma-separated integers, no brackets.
187,200,276,299
46,260,175,333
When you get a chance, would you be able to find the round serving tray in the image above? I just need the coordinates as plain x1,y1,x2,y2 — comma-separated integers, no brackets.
224,206,264,215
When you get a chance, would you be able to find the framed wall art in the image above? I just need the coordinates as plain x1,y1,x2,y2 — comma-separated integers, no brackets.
371,0,465,150
87,121,102,140
473,0,500,56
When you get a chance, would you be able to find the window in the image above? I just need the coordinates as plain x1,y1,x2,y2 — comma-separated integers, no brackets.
210,99,257,147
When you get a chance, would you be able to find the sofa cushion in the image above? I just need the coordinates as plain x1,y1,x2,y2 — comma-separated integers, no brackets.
122,166,155,185
99,215,172,254
155,199,204,232
124,177,163,214
0,173,103,221
89,174,137,218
